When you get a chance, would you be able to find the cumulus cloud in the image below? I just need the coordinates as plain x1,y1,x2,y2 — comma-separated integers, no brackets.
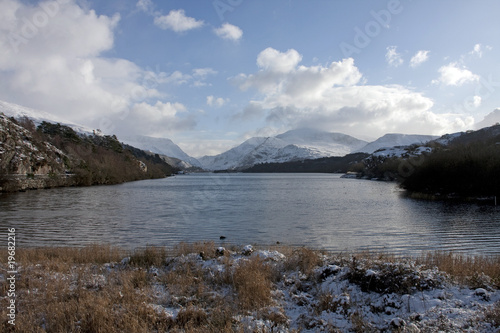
153,9,203,32
0,0,195,136
214,23,243,42
236,48,473,138
434,62,480,86
410,50,429,68
256,47,302,73
386,46,403,67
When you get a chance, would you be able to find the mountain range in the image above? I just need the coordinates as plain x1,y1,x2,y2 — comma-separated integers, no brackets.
0,99,489,171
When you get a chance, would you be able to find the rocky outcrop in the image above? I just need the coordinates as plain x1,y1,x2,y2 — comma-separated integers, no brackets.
0,114,73,191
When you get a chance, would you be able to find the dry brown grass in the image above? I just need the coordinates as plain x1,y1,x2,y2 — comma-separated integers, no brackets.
0,262,171,332
485,302,500,328
233,256,274,311
130,246,166,267
284,247,323,277
416,252,500,288
2,244,500,332
172,241,217,259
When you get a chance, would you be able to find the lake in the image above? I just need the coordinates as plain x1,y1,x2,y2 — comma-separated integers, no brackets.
1,173,499,255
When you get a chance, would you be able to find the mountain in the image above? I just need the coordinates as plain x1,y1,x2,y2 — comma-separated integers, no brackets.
0,113,175,192
199,128,368,170
0,100,93,135
120,135,202,169
357,134,438,154
475,108,500,129
0,100,199,170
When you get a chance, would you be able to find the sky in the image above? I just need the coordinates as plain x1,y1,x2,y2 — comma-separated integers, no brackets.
1,0,500,157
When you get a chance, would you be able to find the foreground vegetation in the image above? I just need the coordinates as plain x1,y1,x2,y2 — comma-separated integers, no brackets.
1,244,499,332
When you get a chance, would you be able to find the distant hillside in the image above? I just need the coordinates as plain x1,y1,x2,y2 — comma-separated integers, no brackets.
400,125,500,198
243,153,369,173
0,114,176,192
121,135,202,169
357,134,438,154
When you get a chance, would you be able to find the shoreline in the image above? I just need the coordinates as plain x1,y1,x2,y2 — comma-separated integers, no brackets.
1,243,499,332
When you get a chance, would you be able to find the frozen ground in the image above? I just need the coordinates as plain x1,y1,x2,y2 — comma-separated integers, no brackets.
134,246,499,332
3,245,499,332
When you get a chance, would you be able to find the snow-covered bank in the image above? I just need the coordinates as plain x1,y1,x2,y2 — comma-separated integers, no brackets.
2,245,499,332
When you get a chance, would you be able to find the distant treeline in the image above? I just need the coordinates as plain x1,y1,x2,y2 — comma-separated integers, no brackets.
242,153,369,173
355,125,500,198
400,131,500,197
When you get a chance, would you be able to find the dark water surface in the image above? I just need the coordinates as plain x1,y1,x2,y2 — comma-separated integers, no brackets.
1,173,499,255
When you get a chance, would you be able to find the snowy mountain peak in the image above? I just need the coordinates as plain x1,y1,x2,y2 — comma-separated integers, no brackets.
199,128,369,171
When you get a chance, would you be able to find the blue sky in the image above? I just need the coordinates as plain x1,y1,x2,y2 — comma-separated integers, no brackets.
1,0,500,156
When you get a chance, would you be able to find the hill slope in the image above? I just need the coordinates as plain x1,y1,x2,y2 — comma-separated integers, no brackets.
0,114,175,192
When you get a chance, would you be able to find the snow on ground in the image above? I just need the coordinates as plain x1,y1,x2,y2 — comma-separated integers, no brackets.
116,247,498,332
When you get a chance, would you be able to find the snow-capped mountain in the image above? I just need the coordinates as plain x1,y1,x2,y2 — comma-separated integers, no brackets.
0,100,93,135
356,134,438,154
120,135,202,168
199,129,368,170
0,100,200,169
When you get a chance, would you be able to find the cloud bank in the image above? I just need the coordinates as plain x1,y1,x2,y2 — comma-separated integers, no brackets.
0,0,196,137
236,48,473,138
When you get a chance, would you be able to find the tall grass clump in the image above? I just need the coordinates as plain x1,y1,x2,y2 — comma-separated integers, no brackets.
417,252,500,288
233,256,274,310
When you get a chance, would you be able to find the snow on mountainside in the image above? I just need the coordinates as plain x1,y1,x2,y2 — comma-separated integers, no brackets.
0,100,93,135
357,134,438,154
199,129,368,170
0,100,200,169
120,135,202,168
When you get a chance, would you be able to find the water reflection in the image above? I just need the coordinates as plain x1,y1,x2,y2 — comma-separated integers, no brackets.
0,174,499,255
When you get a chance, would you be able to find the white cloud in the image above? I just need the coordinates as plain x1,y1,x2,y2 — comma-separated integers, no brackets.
206,95,227,107
410,50,429,68
214,23,243,42
0,0,195,137
256,47,302,73
193,67,217,78
153,9,203,32
236,48,473,138
386,46,403,67
136,0,153,13
434,62,480,86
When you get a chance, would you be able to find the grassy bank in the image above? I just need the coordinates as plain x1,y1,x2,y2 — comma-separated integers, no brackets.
1,243,499,332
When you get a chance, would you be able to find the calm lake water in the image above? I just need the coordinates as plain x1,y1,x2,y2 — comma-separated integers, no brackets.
1,173,499,255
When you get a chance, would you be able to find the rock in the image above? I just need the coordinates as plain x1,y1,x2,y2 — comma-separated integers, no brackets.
215,247,225,256
390,317,406,329
474,288,490,301
242,245,253,256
